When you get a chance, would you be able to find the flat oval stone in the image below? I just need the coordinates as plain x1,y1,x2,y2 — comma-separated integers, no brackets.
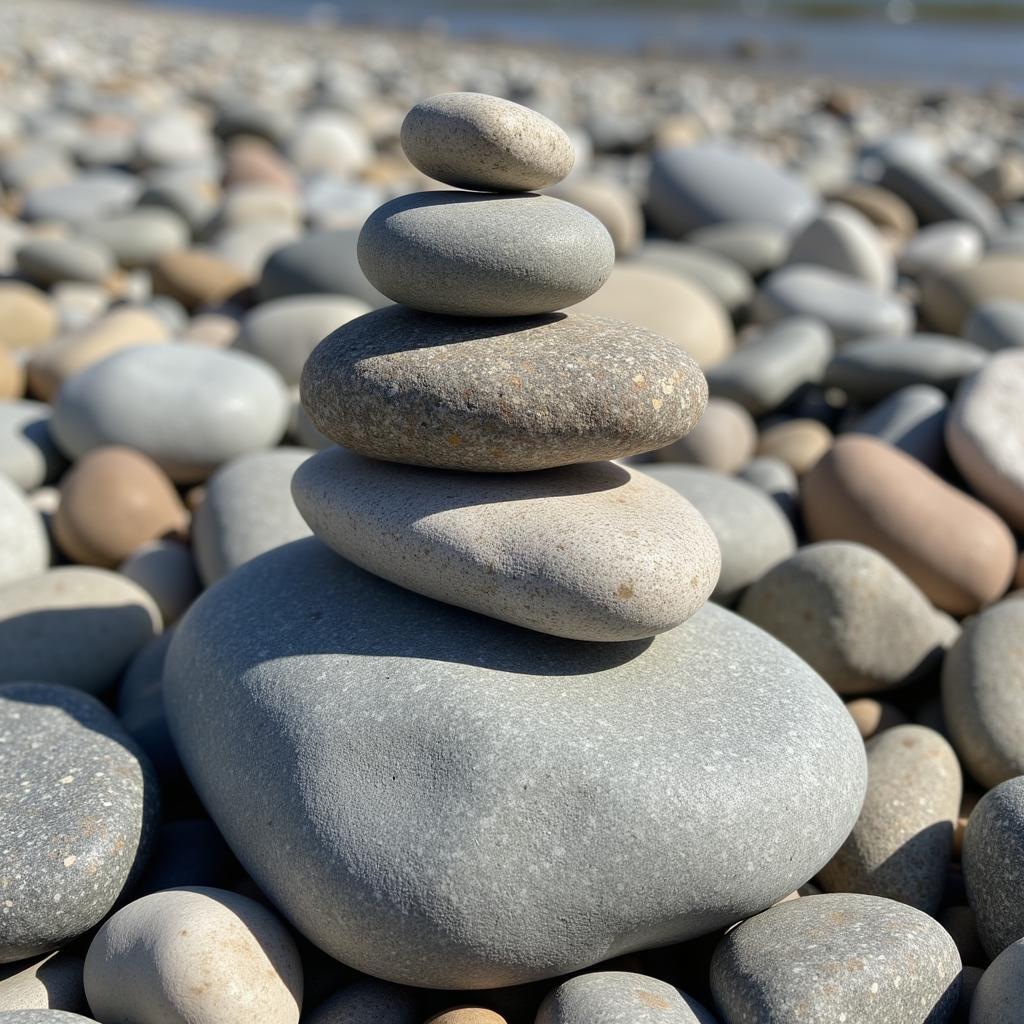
946,350,1024,531
535,972,716,1024
0,401,65,490
79,208,189,269
150,249,250,310
0,951,86,1013
293,451,720,642
300,307,707,473
921,255,1024,335
754,265,913,344
357,192,613,317
647,144,818,237
801,434,1016,616
966,299,1024,350
401,93,574,193
164,538,865,989
844,384,949,469
0,682,158,964
963,776,1024,959
823,334,988,403
633,241,753,313
710,893,961,1023
942,600,1024,790
817,725,961,914
192,447,313,586
633,465,796,606
971,938,1024,1024
16,238,114,288
687,222,789,277
0,567,160,693
21,172,139,226
830,181,917,242
51,345,289,484
757,418,833,476
739,541,957,696
0,474,48,587
785,204,893,289
899,221,983,277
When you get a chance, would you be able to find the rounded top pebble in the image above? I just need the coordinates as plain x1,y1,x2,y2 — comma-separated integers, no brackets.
400,92,575,192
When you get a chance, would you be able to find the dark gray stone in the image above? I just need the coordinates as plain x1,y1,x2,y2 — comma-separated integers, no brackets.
844,384,949,468
737,456,799,523
305,979,420,1024
536,972,718,1024
15,239,114,287
164,538,865,989
970,937,1024,1023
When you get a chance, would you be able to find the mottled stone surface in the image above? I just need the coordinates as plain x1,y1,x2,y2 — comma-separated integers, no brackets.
0,1012,98,1022
0,952,86,1013
817,725,961,914
300,307,707,472
293,450,720,642
0,683,158,964
710,893,961,1023
401,93,574,192
943,601,1024,790
963,777,1024,960
0,474,48,587
357,192,613,317
164,538,865,989
535,973,717,1024
739,542,957,696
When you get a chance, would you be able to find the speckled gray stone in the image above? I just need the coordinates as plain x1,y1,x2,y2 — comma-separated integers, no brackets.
0,568,160,693
739,542,958,696
257,228,390,307
192,447,313,586
754,266,913,344
0,682,158,964
0,952,86,1013
963,777,1024,960
51,345,290,484
634,241,753,313
710,893,962,1024
844,384,949,469
0,474,48,587
966,300,1024,351
943,601,1024,791
164,537,865,989
0,402,65,492
0,1012,98,1022
357,192,613,317
401,93,574,192
817,725,961,914
535,972,718,1024
647,144,818,238
824,334,988,403
706,317,833,415
293,450,720,642
305,980,420,1024
946,350,1024,531
15,239,114,287
640,465,796,605
971,937,1024,1022
300,307,707,473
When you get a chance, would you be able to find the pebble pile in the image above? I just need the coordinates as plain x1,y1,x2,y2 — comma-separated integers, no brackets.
2,1,1024,1021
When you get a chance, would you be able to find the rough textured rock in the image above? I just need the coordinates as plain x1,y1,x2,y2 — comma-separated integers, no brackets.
710,893,961,1024
401,93,574,192
300,307,707,473
293,450,720,642
164,538,865,989
654,397,757,474
844,384,949,469
535,972,717,1024
817,725,961,914
0,474,48,587
192,447,312,586
357,192,614,317
739,542,958,696
83,887,302,1024
942,600,1024,790
555,177,645,257
0,1011,98,1022
971,938,1024,1024
0,568,160,693
801,435,1016,615
0,683,158,964
0,953,86,1013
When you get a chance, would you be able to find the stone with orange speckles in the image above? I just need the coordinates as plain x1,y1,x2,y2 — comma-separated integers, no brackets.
536,972,717,1023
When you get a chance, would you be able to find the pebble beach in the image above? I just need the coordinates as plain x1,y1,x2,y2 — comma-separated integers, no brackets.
1,1,1024,1022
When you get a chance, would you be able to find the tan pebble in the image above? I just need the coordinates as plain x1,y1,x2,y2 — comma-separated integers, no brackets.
828,181,917,241
53,446,188,568
223,135,298,192
757,418,833,475
0,347,25,399
0,281,58,350
180,312,240,348
655,396,757,473
426,1010,508,1024
921,255,1024,334
151,248,252,310
845,698,908,740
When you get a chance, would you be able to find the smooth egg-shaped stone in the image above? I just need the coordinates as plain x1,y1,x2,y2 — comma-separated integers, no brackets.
653,396,756,474
357,192,614,317
0,473,48,587
292,451,720,642
300,307,707,473
51,345,289,483
0,950,86,1013
535,972,717,1024
785,203,893,289
710,893,961,1024
164,538,866,989
0,401,66,490
401,93,574,192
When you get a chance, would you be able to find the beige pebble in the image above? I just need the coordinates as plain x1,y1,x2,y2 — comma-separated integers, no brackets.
757,418,833,475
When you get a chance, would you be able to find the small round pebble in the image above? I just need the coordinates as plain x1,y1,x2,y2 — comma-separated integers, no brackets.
654,397,757,474
304,979,420,1024
756,418,833,475
535,972,717,1024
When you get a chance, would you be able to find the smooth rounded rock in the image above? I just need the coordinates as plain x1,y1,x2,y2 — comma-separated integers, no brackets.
117,540,199,627
830,181,917,242
0,401,65,491
51,345,290,483
20,172,139,227
164,537,865,989
654,397,756,474
357,192,613,318
756,418,832,475
535,972,717,1024
553,177,644,257
737,455,799,521
426,1011,505,1024
301,306,708,473
0,952,86,1014
710,893,961,1024
79,208,189,269
401,93,574,193
0,474,48,587
965,300,1024,351
16,239,114,288
846,698,907,740
293,451,720,642
0,349,24,401
946,351,1024,531
192,447,312,586
801,435,1016,615
0,682,157,964
687,222,789,278
785,204,893,289
150,248,250,310
633,241,754,314
899,221,983,278
817,725,961,914
0,284,58,352
305,979,420,1024
0,567,160,692
739,541,957,696
921,256,1024,335
640,465,796,605
971,938,1024,1024
844,384,949,469
83,887,302,1024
